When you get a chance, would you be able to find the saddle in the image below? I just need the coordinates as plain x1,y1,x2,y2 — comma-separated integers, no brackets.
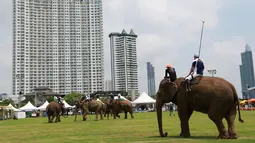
182,76,203,91
190,76,203,85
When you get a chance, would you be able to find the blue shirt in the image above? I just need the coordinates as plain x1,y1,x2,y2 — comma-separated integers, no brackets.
192,58,204,75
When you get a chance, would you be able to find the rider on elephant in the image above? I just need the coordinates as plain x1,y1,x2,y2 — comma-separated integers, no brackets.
164,64,177,82
54,96,63,104
117,93,125,101
185,54,205,91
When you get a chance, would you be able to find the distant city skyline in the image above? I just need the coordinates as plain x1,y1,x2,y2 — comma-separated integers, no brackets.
239,44,255,99
147,62,156,96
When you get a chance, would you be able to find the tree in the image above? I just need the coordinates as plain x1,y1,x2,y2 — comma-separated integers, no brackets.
47,96,54,103
0,98,14,106
64,92,82,106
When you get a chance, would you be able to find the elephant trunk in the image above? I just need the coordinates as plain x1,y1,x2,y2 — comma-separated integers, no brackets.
74,105,78,121
156,98,167,137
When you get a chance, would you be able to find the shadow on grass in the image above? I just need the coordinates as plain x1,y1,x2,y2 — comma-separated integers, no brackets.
147,135,216,140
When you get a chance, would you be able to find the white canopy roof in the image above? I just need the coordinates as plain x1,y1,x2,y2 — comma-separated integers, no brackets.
37,101,49,110
7,103,19,111
63,100,72,108
19,101,37,111
132,92,156,104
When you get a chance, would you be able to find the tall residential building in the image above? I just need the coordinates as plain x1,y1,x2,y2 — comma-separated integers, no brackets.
109,29,139,94
104,80,112,91
147,62,156,96
12,0,104,96
239,44,255,99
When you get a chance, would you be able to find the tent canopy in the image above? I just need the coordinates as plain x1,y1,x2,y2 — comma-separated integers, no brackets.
19,101,37,111
37,101,49,110
7,103,19,111
63,100,73,108
132,92,156,104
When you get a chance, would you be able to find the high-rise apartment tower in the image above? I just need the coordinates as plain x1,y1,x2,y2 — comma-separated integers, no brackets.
109,29,138,94
12,0,104,96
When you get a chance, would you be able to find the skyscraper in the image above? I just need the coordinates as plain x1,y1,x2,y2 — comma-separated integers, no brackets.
109,29,139,94
104,80,112,91
12,0,104,96
147,62,156,96
239,44,255,99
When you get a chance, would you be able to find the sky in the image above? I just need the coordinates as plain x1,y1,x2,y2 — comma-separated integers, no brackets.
1,0,255,98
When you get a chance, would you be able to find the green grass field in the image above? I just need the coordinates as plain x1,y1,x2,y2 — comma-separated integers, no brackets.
0,111,254,143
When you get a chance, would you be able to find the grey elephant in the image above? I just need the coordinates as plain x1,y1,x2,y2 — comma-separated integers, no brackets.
81,99,105,121
156,76,244,139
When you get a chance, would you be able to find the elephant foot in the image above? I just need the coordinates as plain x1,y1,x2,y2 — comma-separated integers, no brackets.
160,132,168,137
217,133,229,139
180,132,191,138
228,133,237,139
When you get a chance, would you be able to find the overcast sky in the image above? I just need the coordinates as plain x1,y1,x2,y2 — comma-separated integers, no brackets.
1,0,255,98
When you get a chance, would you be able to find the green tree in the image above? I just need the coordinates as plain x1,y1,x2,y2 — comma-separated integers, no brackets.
64,92,82,106
0,98,15,106
47,96,54,103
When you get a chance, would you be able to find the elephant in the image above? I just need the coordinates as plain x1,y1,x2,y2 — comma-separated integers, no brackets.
74,96,86,121
109,99,134,119
46,101,67,123
81,99,105,121
156,76,244,139
102,100,113,119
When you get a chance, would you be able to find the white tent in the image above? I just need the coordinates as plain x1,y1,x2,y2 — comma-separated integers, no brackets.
19,101,37,111
132,92,156,104
7,103,19,111
37,101,49,111
63,100,72,108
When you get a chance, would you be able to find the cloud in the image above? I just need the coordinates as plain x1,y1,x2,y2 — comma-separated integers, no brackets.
103,0,226,95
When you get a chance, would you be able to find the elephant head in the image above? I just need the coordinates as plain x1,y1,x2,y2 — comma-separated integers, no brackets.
156,78,182,137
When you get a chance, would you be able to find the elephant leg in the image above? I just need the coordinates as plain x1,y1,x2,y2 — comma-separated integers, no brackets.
100,110,103,120
179,109,193,137
210,118,228,139
95,111,98,121
58,115,61,122
208,103,229,139
225,105,238,139
124,111,128,119
130,111,134,119
178,107,193,138
82,112,87,121
113,111,116,119
48,116,51,123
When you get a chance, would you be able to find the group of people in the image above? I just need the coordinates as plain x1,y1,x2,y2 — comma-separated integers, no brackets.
164,54,205,91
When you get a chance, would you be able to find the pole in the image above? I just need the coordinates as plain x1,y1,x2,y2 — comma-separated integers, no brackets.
198,21,205,57
16,74,24,109
207,69,216,77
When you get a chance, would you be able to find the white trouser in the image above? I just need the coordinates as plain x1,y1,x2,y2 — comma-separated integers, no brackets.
185,73,202,80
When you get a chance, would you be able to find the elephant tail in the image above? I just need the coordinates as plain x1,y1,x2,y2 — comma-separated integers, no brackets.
232,86,244,123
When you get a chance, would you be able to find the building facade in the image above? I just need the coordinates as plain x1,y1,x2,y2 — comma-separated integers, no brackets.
12,0,104,96
147,62,156,96
109,29,139,94
247,87,255,99
104,80,112,91
239,44,255,99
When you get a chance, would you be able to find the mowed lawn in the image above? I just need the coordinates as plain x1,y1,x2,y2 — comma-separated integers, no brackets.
0,111,255,143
